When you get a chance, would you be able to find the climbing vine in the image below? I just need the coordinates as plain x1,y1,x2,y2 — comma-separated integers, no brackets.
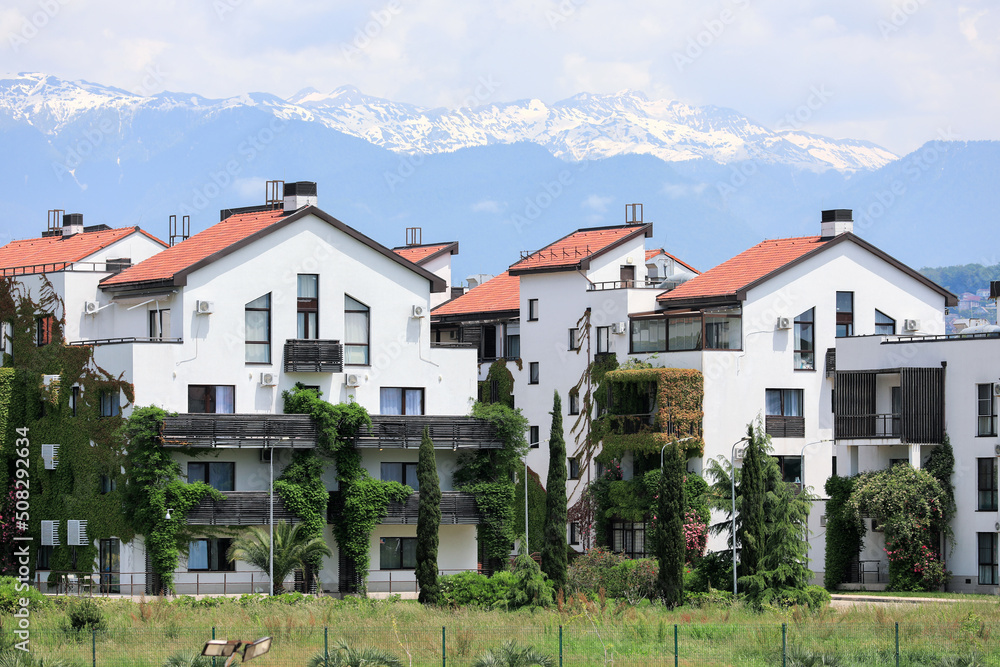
478,359,515,408
823,474,863,590
273,449,328,579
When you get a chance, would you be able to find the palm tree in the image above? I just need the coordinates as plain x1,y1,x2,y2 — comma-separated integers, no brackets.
162,653,212,667
306,641,403,667
226,520,332,594
473,641,555,667
0,651,76,667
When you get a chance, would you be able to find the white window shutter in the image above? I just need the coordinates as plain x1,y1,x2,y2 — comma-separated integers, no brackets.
42,444,59,470
41,520,60,546
68,519,88,546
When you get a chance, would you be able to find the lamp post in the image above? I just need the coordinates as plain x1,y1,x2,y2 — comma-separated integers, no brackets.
799,438,833,554
268,444,274,596
730,436,749,597
660,436,698,469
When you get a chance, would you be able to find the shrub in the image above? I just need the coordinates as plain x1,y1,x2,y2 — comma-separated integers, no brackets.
688,550,733,594
66,599,104,632
439,571,515,607
566,548,627,596
509,554,554,608
0,576,47,615
684,589,735,607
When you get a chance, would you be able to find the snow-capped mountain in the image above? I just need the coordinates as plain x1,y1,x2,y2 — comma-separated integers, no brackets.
0,73,896,171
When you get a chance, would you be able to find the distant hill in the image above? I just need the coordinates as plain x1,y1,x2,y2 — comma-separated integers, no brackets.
919,263,1000,297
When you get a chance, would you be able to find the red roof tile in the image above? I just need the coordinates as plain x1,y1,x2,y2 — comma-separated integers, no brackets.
658,236,829,303
392,243,456,265
644,248,700,274
103,209,285,286
0,227,166,275
509,225,650,274
433,271,519,317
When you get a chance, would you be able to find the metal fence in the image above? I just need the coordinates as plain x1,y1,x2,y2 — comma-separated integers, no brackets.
3,622,995,666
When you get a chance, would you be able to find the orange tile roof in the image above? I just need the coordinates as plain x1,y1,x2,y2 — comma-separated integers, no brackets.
509,225,650,274
0,227,166,275
644,248,700,274
658,236,829,303
392,243,456,265
433,271,519,317
103,209,285,286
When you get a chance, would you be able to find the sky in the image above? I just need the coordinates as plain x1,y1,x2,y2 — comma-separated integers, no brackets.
1,0,997,156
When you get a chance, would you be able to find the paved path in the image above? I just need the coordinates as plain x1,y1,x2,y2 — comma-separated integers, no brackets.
830,594,969,608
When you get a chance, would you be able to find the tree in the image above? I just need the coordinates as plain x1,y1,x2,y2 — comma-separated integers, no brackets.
226,520,332,594
736,423,766,587
654,441,685,606
541,391,568,590
416,426,441,604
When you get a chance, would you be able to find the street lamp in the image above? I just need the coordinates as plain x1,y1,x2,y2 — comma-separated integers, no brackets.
268,443,274,596
799,439,833,552
660,436,698,469
730,436,750,597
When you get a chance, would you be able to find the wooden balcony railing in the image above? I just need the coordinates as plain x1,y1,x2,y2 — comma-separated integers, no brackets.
187,491,298,525
328,490,481,525
283,339,344,373
160,414,318,448
354,415,503,449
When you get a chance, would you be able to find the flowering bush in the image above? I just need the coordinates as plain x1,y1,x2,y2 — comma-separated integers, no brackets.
0,489,27,575
683,510,708,565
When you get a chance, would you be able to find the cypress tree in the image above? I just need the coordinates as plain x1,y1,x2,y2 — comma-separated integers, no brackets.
736,423,765,589
541,391,568,590
416,426,441,604
656,441,686,606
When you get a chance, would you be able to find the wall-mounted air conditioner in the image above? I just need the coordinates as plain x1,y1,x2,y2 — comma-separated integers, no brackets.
196,300,214,314
820,515,827,528
995,443,1000,456
993,383,1000,397
84,301,100,315
776,316,792,330
260,448,272,463
903,318,920,332
411,304,426,318
260,372,277,386
611,322,628,335
345,372,365,388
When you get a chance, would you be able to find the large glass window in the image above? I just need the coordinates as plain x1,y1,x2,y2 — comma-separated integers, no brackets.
245,294,271,363
596,326,610,354
979,533,998,585
703,307,741,350
610,521,647,558
836,292,854,338
188,462,235,492
380,388,424,415
188,385,235,413
187,538,234,571
631,318,666,353
773,456,803,489
667,316,700,351
978,384,997,437
765,388,804,437
380,537,417,569
149,309,171,340
794,308,814,370
297,275,318,339
875,310,895,336
345,295,370,365
381,462,419,492
978,458,998,511
505,333,520,359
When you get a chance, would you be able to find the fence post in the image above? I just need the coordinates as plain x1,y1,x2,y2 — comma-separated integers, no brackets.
325,626,329,667
895,622,899,667
781,623,786,667
92,628,96,667
559,625,563,667
212,627,217,667
674,624,678,667
442,626,446,667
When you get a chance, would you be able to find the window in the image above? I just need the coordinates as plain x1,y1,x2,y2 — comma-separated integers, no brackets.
620,265,635,285
631,318,666,353
568,457,580,480
568,328,580,351
149,309,170,339
188,462,235,492
99,474,116,494
979,533,998,585
773,456,802,489
380,537,417,569
978,384,997,437
569,392,580,415
100,391,120,418
529,362,539,384
836,292,854,337
345,295,370,365
610,520,647,558
979,458,998,511
703,307,741,350
505,333,520,359
831,455,837,477
188,538,234,571
70,385,80,417
297,275,319,339
381,462,419,492
794,308,815,370
245,294,271,363
875,310,895,336
765,389,804,437
667,316,700,351
36,315,54,346
188,385,235,413
569,522,580,545
481,324,497,359
380,388,424,415
36,545,52,570
596,326,610,354
529,426,540,448
527,299,539,321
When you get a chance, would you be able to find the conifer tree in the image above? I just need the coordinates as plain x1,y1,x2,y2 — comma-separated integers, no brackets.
541,391,568,590
416,426,441,604
736,423,765,588
656,441,686,606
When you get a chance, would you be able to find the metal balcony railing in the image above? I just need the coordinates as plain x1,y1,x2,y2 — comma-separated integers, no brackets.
160,414,318,448
354,415,503,449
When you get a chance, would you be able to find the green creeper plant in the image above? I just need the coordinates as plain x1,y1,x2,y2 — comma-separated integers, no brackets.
823,475,864,590
226,520,332,595
541,391,567,590
416,426,441,605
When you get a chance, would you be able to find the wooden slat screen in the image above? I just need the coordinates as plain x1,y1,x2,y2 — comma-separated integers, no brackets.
161,414,318,448
834,371,877,439
283,339,344,373
186,492,297,526
355,415,503,449
901,367,944,443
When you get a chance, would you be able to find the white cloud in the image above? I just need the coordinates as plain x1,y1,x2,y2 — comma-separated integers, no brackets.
662,183,708,199
581,194,613,212
471,199,501,213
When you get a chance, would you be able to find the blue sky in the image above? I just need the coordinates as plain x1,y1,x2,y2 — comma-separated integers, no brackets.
2,0,997,155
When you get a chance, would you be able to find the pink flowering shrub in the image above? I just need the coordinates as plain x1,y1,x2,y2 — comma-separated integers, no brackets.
683,510,708,565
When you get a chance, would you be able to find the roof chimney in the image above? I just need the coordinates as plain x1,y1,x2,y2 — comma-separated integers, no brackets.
62,213,85,236
282,181,317,213
820,209,853,238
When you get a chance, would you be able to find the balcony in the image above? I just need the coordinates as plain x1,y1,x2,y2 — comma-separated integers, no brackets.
283,339,343,373
602,412,657,435
834,367,944,443
588,279,681,291
328,490,481,525
160,414,318,448
187,491,298,525
354,415,503,449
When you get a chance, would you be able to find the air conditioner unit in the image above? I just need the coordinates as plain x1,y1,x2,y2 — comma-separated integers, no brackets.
260,372,277,386
84,301,100,315
903,318,920,332
776,316,792,330
611,321,628,335
260,448,273,463
411,304,426,318
820,515,827,528
345,372,365,388
993,383,1000,397
733,447,745,462
995,443,1000,456
196,300,214,314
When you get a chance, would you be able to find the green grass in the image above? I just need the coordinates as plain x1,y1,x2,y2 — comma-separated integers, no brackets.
3,593,1000,666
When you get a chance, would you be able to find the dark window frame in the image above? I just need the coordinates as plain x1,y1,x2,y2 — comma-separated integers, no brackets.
297,274,319,340
529,425,540,448
149,308,171,340
794,308,815,371
569,391,580,415
836,291,854,338
187,385,236,414
381,462,419,492
630,317,667,354
596,326,610,354
765,388,805,438
36,314,55,347
379,387,425,415
875,309,896,336
380,536,417,570
187,461,236,492
245,293,271,364
979,532,998,585
773,455,803,490
569,522,580,546
187,537,235,572
978,384,997,437
527,299,539,321
568,327,580,351
610,520,647,558
99,390,120,418
529,362,539,384
344,294,371,366
979,458,998,511
568,457,580,480
504,333,520,360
